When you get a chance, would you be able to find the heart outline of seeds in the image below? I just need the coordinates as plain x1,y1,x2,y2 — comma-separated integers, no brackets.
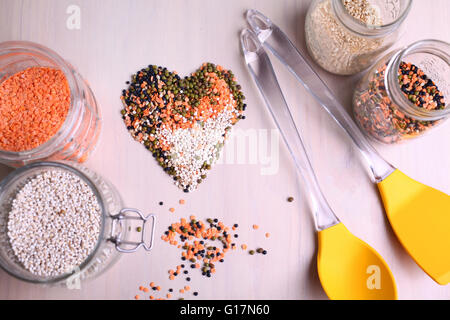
121,63,246,192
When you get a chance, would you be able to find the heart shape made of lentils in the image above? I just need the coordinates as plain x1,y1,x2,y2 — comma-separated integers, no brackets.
121,63,246,192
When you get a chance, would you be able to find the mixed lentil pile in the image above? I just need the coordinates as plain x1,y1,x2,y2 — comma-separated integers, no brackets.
353,61,447,143
7,170,102,277
121,63,246,192
0,67,70,152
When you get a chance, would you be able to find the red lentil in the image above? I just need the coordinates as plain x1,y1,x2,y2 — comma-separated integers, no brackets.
0,67,70,151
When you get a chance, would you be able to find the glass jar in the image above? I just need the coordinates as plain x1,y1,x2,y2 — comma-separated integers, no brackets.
305,0,412,75
353,39,450,144
0,161,156,286
0,41,101,167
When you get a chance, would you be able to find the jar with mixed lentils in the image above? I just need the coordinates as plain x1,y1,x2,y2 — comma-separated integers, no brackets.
353,40,450,144
305,0,412,75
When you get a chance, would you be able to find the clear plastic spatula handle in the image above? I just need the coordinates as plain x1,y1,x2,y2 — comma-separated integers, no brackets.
241,29,339,231
246,9,395,183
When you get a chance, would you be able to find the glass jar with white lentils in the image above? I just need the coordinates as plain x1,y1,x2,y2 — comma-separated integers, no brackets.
0,161,156,286
305,0,412,75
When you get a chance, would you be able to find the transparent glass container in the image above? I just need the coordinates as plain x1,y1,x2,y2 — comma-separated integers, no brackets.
0,41,101,167
353,39,450,144
305,0,412,75
0,161,156,286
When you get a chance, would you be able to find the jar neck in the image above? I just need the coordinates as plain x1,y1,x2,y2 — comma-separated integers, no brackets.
385,40,450,121
332,0,412,38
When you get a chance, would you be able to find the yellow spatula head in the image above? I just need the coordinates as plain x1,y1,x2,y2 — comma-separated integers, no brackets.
378,169,450,285
317,223,397,300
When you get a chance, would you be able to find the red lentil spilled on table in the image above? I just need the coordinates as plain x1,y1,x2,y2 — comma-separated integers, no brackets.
0,67,70,152
134,200,269,300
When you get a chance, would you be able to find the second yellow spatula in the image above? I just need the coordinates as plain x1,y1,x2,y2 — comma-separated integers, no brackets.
246,9,450,285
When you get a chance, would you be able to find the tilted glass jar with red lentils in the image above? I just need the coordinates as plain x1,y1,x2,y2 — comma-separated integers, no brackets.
0,41,101,167
353,40,450,144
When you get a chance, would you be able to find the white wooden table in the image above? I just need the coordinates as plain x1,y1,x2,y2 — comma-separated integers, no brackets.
0,0,449,300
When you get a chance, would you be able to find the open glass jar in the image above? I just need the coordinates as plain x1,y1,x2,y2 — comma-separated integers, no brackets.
353,39,450,144
0,161,156,285
0,41,101,167
305,0,412,75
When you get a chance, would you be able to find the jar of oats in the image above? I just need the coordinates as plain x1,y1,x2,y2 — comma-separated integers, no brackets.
353,40,450,144
305,0,412,75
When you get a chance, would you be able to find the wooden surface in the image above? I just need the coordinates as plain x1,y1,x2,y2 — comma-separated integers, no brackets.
0,0,449,300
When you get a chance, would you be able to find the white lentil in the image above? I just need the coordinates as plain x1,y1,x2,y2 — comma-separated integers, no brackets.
342,0,382,25
158,95,237,192
305,0,384,75
7,170,102,277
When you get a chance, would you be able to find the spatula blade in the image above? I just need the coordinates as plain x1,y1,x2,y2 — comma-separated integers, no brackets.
378,170,450,285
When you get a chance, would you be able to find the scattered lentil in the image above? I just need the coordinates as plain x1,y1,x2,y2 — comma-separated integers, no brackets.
0,67,71,151
135,205,270,300
161,217,238,279
305,0,385,75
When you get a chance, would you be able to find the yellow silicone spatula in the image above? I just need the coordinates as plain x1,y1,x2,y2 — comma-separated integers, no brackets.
246,9,450,285
241,29,397,300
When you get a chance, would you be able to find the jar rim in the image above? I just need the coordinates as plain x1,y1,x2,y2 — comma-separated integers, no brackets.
332,0,413,38
385,39,450,121
0,161,107,284
0,41,81,161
